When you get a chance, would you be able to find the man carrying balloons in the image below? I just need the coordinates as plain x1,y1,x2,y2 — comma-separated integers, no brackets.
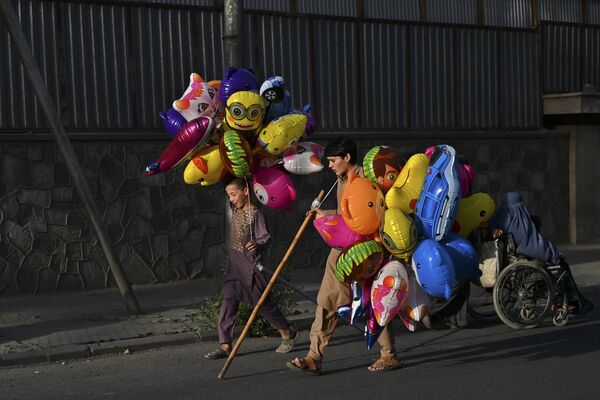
287,137,403,374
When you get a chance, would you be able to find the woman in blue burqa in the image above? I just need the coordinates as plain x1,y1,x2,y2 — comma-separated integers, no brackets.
490,192,593,315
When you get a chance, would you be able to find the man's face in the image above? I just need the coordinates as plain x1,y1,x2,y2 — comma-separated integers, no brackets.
226,184,248,209
326,154,351,177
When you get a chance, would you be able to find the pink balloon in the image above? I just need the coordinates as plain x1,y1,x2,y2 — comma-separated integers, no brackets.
313,215,368,250
252,167,297,210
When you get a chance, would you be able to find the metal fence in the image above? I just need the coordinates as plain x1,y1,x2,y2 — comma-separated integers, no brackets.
1,0,598,132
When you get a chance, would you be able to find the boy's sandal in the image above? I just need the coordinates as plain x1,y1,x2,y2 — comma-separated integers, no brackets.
367,357,404,372
276,328,299,353
286,357,321,375
204,348,229,360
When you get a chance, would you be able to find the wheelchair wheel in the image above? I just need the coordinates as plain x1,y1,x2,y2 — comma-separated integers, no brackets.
493,260,552,329
467,282,498,323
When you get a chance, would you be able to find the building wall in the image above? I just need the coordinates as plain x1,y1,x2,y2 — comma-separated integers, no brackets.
0,131,570,296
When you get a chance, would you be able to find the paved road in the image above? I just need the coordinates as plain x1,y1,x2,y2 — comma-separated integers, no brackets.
1,288,598,400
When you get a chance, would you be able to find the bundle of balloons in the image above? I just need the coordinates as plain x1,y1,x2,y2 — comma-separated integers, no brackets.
313,144,496,349
144,67,323,210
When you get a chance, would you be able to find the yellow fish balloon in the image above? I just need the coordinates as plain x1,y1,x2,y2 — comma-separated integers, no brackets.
183,145,227,186
385,153,429,213
380,208,419,261
224,91,266,133
452,192,496,237
257,113,307,155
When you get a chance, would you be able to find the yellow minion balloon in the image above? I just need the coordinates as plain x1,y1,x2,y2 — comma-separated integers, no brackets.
257,113,308,155
224,91,266,133
385,153,429,213
380,208,419,261
183,145,227,186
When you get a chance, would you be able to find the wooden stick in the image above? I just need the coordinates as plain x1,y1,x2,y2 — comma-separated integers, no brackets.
218,190,325,380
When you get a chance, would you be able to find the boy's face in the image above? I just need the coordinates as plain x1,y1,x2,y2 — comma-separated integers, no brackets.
326,154,352,177
226,184,249,209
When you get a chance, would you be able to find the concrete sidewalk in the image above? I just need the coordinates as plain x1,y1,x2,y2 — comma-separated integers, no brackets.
1,245,599,367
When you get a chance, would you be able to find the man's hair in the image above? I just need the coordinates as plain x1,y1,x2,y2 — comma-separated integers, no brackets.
324,137,357,164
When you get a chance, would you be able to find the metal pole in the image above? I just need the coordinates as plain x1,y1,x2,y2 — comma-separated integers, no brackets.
0,1,141,315
223,0,241,68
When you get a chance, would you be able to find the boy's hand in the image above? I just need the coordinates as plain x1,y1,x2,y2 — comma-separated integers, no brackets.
246,241,258,253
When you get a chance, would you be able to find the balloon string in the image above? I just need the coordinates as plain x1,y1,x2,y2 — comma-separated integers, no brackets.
312,180,338,210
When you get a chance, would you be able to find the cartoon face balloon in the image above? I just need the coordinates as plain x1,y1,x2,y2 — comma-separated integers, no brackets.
225,91,266,132
385,153,428,213
145,116,214,176
257,114,307,155
183,145,227,186
370,260,409,327
340,170,385,235
172,73,224,126
219,130,253,177
335,240,385,284
252,167,297,210
220,67,259,106
411,239,455,300
282,142,325,175
363,146,406,193
313,215,368,250
380,208,419,260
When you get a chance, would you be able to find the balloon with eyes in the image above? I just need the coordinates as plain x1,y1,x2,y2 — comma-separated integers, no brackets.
224,91,266,139
220,67,259,107
256,113,308,156
363,146,406,194
183,145,227,186
252,167,297,211
172,73,224,127
340,170,385,236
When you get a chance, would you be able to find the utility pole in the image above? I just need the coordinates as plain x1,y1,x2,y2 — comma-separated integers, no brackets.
223,0,241,68
0,1,141,315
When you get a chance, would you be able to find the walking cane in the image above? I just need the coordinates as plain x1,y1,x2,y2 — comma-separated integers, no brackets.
218,190,325,380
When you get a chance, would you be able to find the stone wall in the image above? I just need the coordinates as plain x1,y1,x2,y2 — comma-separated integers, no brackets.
0,131,570,296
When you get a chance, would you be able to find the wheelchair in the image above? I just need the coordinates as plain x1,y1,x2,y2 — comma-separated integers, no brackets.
468,233,572,329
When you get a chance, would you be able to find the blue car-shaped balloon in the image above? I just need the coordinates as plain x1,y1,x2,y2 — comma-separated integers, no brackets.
414,144,461,241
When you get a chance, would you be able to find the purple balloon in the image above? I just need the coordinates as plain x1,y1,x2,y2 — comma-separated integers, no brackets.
159,108,187,137
220,67,259,106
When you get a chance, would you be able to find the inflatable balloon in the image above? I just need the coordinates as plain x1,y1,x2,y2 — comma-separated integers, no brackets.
282,142,324,175
385,153,428,213
251,151,280,172
224,91,266,134
173,73,224,126
220,67,259,107
260,76,293,123
411,239,455,300
335,240,385,284
350,281,368,325
183,145,227,186
402,270,430,323
425,145,475,198
380,208,419,261
252,167,297,210
145,116,214,176
370,260,409,327
337,304,351,320
340,170,385,236
257,114,307,155
302,109,317,136
363,146,406,193
441,232,481,280
313,215,368,250
159,108,187,137
365,305,382,350
414,144,461,241
451,192,495,237
219,130,253,177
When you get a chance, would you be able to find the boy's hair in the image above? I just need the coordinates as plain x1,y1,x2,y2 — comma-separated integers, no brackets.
222,175,248,190
324,137,357,164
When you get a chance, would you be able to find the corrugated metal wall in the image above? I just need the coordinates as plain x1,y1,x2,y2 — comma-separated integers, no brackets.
426,0,477,25
538,0,581,23
298,0,355,17
364,0,420,21
484,0,531,28
588,0,600,24
244,0,289,13
2,0,598,132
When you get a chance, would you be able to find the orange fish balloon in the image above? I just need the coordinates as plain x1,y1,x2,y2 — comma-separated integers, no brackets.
340,170,385,235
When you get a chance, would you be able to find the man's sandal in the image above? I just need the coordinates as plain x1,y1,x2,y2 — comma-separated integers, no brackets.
204,348,229,360
286,357,321,375
367,357,404,372
276,329,299,353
